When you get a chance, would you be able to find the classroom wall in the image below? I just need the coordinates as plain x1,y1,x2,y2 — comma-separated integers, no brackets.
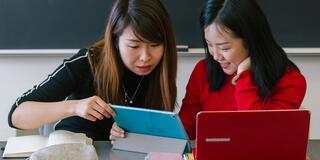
0,53,319,141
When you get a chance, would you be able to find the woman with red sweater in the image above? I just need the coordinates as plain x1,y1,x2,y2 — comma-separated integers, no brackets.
179,0,307,140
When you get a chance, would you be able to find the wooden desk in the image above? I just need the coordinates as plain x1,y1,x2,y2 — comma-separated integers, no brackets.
1,140,319,160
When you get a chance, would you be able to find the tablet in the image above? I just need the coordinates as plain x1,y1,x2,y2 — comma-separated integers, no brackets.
110,104,189,140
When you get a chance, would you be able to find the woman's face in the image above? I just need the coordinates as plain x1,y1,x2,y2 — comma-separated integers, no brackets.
118,26,164,76
204,23,248,75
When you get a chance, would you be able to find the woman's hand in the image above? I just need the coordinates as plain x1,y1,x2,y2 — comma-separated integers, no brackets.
237,57,251,74
109,122,126,144
74,96,115,121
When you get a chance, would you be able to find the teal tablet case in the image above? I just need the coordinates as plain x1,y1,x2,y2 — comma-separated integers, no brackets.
110,104,189,140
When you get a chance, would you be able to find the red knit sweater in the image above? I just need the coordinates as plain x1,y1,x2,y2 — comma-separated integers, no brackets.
179,59,307,140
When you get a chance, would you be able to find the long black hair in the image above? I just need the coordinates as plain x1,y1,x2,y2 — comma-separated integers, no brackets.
200,0,299,98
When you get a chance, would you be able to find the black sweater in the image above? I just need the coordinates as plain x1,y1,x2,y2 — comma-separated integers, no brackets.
8,48,149,140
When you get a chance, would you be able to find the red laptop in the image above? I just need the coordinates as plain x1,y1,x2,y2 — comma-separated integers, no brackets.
195,110,310,160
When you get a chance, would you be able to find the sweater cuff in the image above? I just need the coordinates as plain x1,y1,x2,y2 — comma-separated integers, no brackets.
232,70,252,85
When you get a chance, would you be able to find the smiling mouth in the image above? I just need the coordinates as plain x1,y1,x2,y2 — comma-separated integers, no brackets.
220,63,229,69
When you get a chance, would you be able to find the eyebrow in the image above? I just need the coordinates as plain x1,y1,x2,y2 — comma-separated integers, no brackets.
126,38,161,44
126,38,142,42
205,39,230,45
215,42,230,46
